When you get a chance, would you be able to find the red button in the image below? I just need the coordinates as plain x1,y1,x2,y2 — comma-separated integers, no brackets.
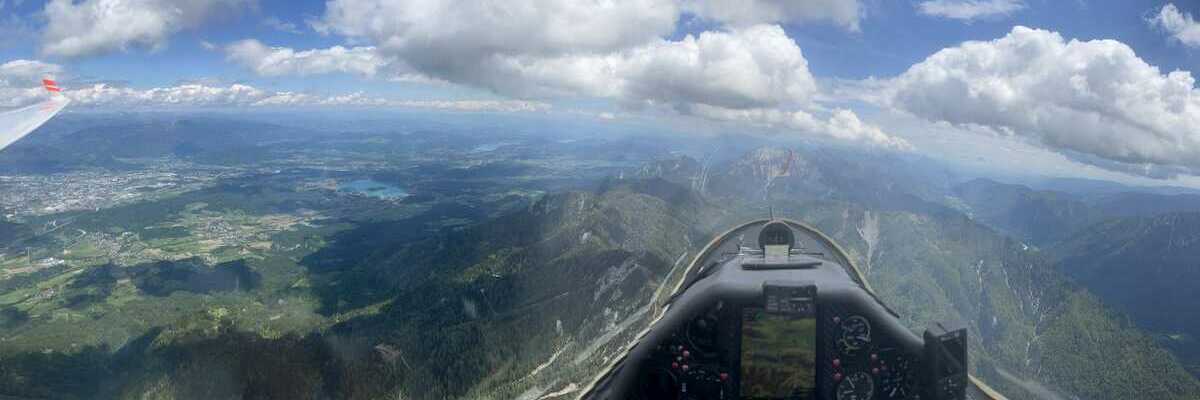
681,364,690,371
682,350,691,358
672,362,679,369
719,373,729,381
833,373,843,381
832,358,841,368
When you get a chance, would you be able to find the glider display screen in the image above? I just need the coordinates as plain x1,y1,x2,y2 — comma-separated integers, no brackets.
739,308,817,399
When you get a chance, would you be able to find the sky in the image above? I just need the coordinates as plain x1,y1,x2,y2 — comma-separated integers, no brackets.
2,0,1200,187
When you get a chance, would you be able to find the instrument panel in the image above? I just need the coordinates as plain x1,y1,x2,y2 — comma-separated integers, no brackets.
634,283,924,400
590,220,969,400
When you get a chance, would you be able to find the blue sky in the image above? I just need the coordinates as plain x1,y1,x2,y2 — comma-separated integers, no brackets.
2,0,1200,187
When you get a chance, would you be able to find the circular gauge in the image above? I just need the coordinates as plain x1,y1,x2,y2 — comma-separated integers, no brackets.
880,355,914,399
686,314,719,354
836,371,875,400
837,316,872,355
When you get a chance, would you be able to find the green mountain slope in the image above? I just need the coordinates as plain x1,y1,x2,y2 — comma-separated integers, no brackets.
952,178,1096,244
2,145,1197,400
1052,212,1200,377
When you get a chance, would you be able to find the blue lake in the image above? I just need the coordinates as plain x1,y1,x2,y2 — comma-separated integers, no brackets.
337,179,408,200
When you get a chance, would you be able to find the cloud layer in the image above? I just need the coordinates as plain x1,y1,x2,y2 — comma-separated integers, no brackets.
225,39,390,77
682,0,862,31
228,0,896,147
1149,3,1200,48
40,0,253,57
886,26,1200,173
61,83,549,112
916,0,1024,21
0,61,546,113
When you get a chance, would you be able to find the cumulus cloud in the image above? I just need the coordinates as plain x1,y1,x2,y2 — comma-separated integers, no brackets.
916,0,1024,21
316,0,679,58
212,0,896,147
0,59,63,86
40,0,254,57
0,86,49,108
224,39,392,77
690,105,911,150
682,0,862,31
0,60,64,107
261,16,301,34
486,25,817,109
1148,3,1200,48
884,26,1200,173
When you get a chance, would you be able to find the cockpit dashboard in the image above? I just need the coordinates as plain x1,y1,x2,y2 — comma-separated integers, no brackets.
580,220,976,400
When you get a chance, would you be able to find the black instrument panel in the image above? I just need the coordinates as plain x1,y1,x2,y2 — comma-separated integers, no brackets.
634,283,924,400
592,220,968,400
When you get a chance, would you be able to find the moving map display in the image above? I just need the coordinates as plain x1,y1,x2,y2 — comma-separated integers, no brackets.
740,308,817,399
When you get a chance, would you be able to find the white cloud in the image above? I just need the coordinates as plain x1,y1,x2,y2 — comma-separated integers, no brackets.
0,60,63,107
230,25,820,110
916,0,1024,21
389,99,550,112
682,0,862,31
491,25,818,109
55,83,548,113
690,105,912,150
884,26,1200,173
1148,3,1200,48
0,59,63,86
0,87,47,108
479,25,904,147
40,0,254,57
224,39,392,77
316,0,679,58
67,83,270,106
261,16,301,34
286,0,899,148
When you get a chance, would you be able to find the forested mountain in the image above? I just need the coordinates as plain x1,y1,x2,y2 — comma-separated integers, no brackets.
950,178,1200,246
952,178,1096,244
3,142,1198,399
1051,212,1200,378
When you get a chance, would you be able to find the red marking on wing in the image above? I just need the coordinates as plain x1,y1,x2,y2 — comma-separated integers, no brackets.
43,79,61,92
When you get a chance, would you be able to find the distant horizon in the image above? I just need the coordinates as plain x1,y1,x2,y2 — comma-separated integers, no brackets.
3,1,1200,191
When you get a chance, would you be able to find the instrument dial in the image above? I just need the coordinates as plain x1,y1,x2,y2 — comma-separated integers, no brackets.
879,354,914,399
836,371,875,400
837,316,872,355
686,314,720,355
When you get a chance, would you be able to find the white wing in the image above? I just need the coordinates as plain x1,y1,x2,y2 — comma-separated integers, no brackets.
0,95,70,152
